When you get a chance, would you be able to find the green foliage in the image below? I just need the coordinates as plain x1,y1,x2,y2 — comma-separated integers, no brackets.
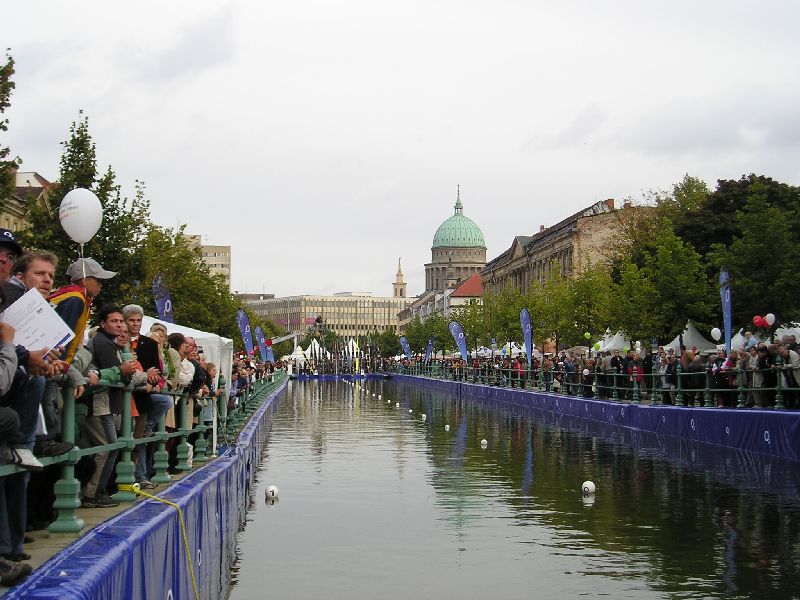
707,182,800,326
0,51,18,203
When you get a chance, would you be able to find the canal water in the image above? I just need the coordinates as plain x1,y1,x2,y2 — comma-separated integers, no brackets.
229,378,800,600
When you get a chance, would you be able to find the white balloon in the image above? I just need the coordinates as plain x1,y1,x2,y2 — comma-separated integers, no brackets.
59,188,103,244
710,327,722,341
765,313,776,326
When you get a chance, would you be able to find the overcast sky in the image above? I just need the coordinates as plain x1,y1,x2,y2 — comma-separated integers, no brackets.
4,1,799,298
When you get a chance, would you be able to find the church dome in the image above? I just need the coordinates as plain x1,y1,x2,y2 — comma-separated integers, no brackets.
432,191,486,248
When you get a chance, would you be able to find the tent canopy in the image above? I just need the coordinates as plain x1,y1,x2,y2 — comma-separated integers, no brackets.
141,316,233,391
664,321,716,353
595,331,631,352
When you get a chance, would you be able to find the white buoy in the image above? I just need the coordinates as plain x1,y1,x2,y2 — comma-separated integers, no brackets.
396,402,400,408
372,393,376,397
409,409,413,413
266,485,279,499
387,399,391,404
378,395,382,400
421,414,427,420
480,439,488,447
444,424,450,431
581,481,596,495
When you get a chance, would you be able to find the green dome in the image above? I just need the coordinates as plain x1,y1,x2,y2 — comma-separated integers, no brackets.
432,192,486,248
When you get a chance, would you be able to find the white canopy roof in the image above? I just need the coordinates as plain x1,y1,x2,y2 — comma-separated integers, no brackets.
141,315,233,390
663,321,716,353
305,338,331,359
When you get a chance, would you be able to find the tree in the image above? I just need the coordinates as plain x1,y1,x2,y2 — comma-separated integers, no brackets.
607,261,659,343
568,262,613,345
708,182,800,327
19,114,151,310
0,50,18,205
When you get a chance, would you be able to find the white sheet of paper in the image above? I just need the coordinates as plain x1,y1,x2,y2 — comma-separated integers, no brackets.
1,287,75,352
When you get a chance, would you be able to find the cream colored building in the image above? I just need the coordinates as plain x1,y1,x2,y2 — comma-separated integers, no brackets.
185,234,232,289
481,199,648,294
0,171,53,232
244,292,413,336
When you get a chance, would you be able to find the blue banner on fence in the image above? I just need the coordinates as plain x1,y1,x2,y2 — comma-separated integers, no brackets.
449,321,468,361
399,336,412,358
720,270,732,354
424,338,433,364
254,326,268,362
236,309,255,356
520,308,532,369
152,275,174,323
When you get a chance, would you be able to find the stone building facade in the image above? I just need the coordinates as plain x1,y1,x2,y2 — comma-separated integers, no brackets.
482,199,642,294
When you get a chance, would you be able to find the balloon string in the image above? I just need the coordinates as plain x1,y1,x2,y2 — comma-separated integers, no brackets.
79,243,86,281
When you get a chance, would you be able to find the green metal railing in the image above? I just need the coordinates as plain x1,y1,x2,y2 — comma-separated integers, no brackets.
389,359,798,410
0,371,285,534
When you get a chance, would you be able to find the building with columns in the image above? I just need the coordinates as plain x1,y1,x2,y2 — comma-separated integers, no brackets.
425,189,486,293
481,199,647,294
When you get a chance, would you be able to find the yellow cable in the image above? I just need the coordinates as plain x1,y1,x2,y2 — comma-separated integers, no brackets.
119,484,200,600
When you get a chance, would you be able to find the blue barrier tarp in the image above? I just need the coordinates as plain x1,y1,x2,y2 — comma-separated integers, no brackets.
7,377,288,600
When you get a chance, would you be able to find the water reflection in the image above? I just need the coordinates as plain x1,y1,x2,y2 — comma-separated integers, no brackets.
231,379,800,600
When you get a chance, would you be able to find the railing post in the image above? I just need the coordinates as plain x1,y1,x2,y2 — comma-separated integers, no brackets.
193,420,208,465
175,392,193,471
775,355,785,410
594,365,601,399
612,371,619,400
632,366,640,404
49,383,85,534
676,365,685,407
737,360,746,408
152,413,171,484
703,369,715,408
113,387,137,502
651,372,660,405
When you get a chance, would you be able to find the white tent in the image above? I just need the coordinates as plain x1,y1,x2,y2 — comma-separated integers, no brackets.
289,345,307,364
141,315,233,391
663,321,716,353
305,338,331,360
595,331,631,352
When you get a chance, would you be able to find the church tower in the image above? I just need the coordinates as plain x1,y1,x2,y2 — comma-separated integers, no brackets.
393,258,407,298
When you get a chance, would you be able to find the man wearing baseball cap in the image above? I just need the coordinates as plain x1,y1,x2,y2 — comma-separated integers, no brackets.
0,229,24,284
49,257,116,364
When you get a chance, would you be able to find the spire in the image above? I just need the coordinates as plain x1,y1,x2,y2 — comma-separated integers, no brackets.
393,258,407,298
454,185,463,215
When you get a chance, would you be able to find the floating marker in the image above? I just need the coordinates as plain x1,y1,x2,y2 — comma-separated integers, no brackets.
378,395,382,400
581,481,596,495
408,409,413,413
266,485,279,499
396,402,400,408
444,424,450,431
387,399,391,404
480,439,488,447
421,414,427,420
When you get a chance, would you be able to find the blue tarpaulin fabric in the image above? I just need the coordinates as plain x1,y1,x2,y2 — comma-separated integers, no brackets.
7,378,288,600
394,375,800,462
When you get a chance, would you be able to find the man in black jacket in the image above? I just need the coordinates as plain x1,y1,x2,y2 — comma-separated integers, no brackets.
81,305,136,507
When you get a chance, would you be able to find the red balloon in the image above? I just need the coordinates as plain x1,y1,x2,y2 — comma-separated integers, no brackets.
759,317,770,328
753,315,762,326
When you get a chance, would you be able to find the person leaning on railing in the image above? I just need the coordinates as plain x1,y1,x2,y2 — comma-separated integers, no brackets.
80,304,137,508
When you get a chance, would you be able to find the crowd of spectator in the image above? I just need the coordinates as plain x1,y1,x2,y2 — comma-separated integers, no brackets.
0,228,276,585
391,340,800,410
